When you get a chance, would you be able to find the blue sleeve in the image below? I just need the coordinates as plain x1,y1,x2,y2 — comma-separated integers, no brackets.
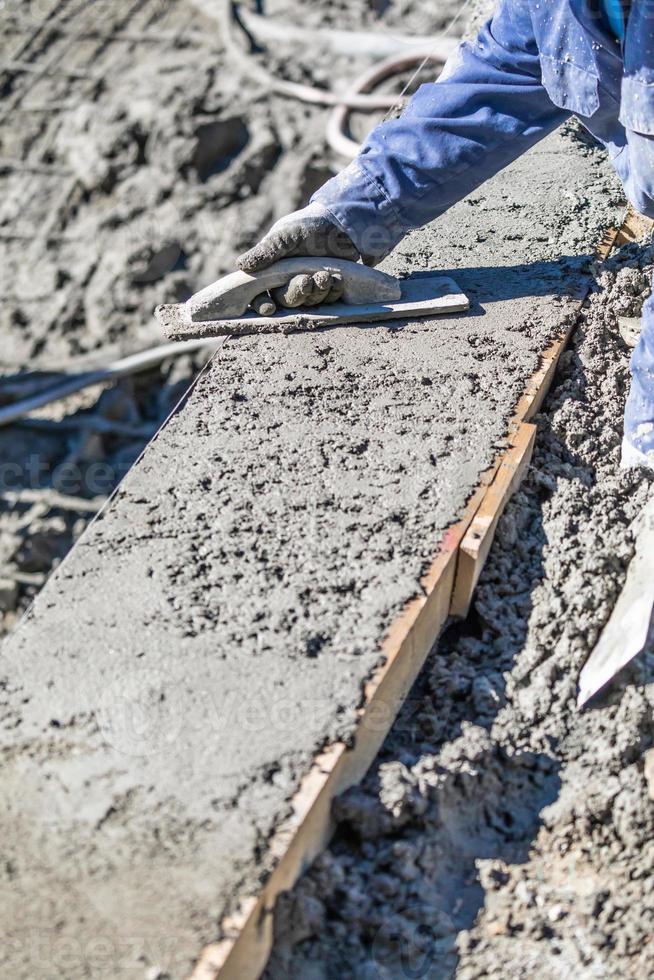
612,0,654,221
312,0,570,261
609,79,654,220
624,272,654,457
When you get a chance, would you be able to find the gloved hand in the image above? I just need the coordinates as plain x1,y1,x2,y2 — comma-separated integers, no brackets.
236,203,369,314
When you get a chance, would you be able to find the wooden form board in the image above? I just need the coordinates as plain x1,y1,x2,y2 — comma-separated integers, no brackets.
451,205,653,616
188,207,651,980
450,422,537,617
190,478,485,980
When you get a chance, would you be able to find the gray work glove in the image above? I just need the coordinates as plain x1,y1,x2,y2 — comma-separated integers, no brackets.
236,203,371,314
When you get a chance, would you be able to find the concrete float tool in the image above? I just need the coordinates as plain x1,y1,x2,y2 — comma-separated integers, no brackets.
155,257,469,341
578,492,654,707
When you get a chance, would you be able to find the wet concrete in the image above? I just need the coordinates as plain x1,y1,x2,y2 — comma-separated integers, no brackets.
0,126,623,978
266,238,654,980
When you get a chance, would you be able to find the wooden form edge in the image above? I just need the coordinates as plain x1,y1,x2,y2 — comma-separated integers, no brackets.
449,423,536,617
188,478,489,980
188,207,650,980
449,206,653,616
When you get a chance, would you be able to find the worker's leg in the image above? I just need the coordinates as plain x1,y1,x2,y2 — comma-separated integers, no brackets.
622,274,654,471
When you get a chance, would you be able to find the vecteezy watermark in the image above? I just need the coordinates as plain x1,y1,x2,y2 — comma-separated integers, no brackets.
3,929,192,977
94,664,338,758
89,661,434,759
95,666,186,758
370,905,457,979
1,0,173,27
0,455,132,497
113,209,184,286
0,0,59,22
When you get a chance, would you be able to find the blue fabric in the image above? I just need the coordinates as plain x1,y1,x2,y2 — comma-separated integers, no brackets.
601,0,627,42
312,0,654,461
625,289,654,456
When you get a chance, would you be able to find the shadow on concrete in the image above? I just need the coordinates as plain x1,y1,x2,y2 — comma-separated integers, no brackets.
429,254,595,305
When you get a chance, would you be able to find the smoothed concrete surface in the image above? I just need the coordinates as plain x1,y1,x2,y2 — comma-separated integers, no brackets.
0,126,624,979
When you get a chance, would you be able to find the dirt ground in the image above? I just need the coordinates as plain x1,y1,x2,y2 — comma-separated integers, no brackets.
2,2,654,979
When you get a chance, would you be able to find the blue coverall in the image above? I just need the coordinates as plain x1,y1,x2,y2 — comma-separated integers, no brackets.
312,0,654,466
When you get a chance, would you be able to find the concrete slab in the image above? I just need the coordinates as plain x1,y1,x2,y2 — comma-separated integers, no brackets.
0,125,624,979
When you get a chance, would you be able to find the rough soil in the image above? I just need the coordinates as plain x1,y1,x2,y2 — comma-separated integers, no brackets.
265,242,654,980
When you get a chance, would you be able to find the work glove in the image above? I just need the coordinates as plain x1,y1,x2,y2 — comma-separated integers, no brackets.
236,203,370,314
